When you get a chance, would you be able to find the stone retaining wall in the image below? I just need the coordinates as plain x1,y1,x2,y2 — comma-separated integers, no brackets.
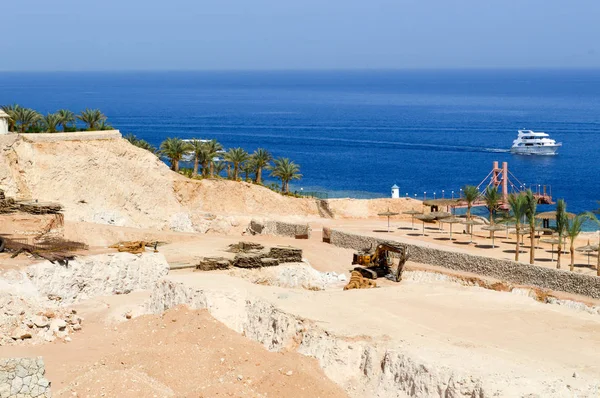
0,357,50,397
327,229,600,298
19,130,121,143
247,220,311,239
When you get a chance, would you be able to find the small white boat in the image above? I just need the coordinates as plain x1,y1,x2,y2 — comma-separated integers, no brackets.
510,130,561,155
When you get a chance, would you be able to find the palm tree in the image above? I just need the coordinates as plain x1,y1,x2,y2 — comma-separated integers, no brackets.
462,185,480,233
160,138,191,172
124,133,156,154
56,109,75,132
507,193,528,262
567,214,588,272
188,140,204,177
224,147,249,180
15,108,42,133
212,161,227,178
524,190,537,265
251,148,272,184
77,108,106,131
42,113,61,133
1,104,21,131
269,157,302,193
483,186,501,225
203,140,223,177
587,211,600,276
555,199,569,269
97,120,113,130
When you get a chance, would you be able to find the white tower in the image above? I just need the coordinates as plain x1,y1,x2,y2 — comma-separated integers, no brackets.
391,184,400,199
0,110,9,135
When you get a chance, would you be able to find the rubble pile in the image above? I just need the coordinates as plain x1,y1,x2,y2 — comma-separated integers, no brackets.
195,242,304,271
195,256,232,271
1,292,83,345
268,246,302,263
227,241,264,253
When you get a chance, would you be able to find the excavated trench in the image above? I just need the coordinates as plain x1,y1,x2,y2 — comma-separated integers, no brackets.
146,279,487,398
5,253,599,397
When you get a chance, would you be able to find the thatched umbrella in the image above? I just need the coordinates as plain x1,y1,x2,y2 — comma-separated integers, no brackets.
515,227,532,246
403,209,423,230
460,219,482,243
429,211,452,231
481,224,506,248
415,213,436,236
535,211,577,220
540,237,561,262
576,240,598,266
378,208,399,233
439,217,462,240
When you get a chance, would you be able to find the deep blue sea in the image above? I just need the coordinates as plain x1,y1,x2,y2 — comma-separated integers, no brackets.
0,70,599,226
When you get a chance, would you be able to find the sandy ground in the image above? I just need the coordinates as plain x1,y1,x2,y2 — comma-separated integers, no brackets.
1,302,346,398
2,221,600,396
161,269,600,393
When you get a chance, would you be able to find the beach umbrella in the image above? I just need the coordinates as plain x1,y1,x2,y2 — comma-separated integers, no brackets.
429,211,452,230
576,240,598,266
414,213,436,236
439,217,462,240
402,209,423,230
535,211,577,220
378,208,399,233
540,237,561,262
515,228,531,246
481,224,506,248
460,219,482,243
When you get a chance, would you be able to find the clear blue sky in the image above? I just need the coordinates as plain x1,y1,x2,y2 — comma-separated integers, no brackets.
1,0,598,71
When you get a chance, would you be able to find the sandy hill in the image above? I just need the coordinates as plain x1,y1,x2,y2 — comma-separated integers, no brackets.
0,132,418,233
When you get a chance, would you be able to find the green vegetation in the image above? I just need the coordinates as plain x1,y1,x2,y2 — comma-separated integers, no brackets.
1,104,112,133
269,157,302,193
150,137,302,195
159,138,191,172
462,185,480,233
251,148,272,184
124,134,157,154
507,193,527,262
587,207,600,276
555,199,568,269
224,148,250,180
483,186,501,225
524,190,537,265
567,214,588,272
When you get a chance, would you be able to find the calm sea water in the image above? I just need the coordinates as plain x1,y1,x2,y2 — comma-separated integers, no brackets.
0,70,599,226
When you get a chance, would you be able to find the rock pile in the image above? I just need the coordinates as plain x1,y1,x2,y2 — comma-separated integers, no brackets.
0,357,51,397
195,243,304,271
10,310,82,343
1,288,83,345
227,241,264,253
196,257,232,271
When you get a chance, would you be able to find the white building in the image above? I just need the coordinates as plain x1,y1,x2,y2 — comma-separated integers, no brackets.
0,110,9,134
391,184,400,199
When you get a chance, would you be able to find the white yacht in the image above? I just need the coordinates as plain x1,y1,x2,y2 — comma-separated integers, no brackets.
510,130,562,155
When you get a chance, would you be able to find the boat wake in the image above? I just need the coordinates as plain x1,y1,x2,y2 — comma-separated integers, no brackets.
206,131,510,155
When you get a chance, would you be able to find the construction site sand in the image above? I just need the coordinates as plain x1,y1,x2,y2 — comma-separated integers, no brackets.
159,269,600,395
2,304,346,398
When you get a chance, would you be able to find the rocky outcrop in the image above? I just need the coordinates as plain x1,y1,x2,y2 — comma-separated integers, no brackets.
0,357,50,397
27,252,169,304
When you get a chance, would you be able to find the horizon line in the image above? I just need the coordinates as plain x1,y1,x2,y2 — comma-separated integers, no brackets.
1,66,600,74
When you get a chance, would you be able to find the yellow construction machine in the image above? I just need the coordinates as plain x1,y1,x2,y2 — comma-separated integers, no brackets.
351,242,409,282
